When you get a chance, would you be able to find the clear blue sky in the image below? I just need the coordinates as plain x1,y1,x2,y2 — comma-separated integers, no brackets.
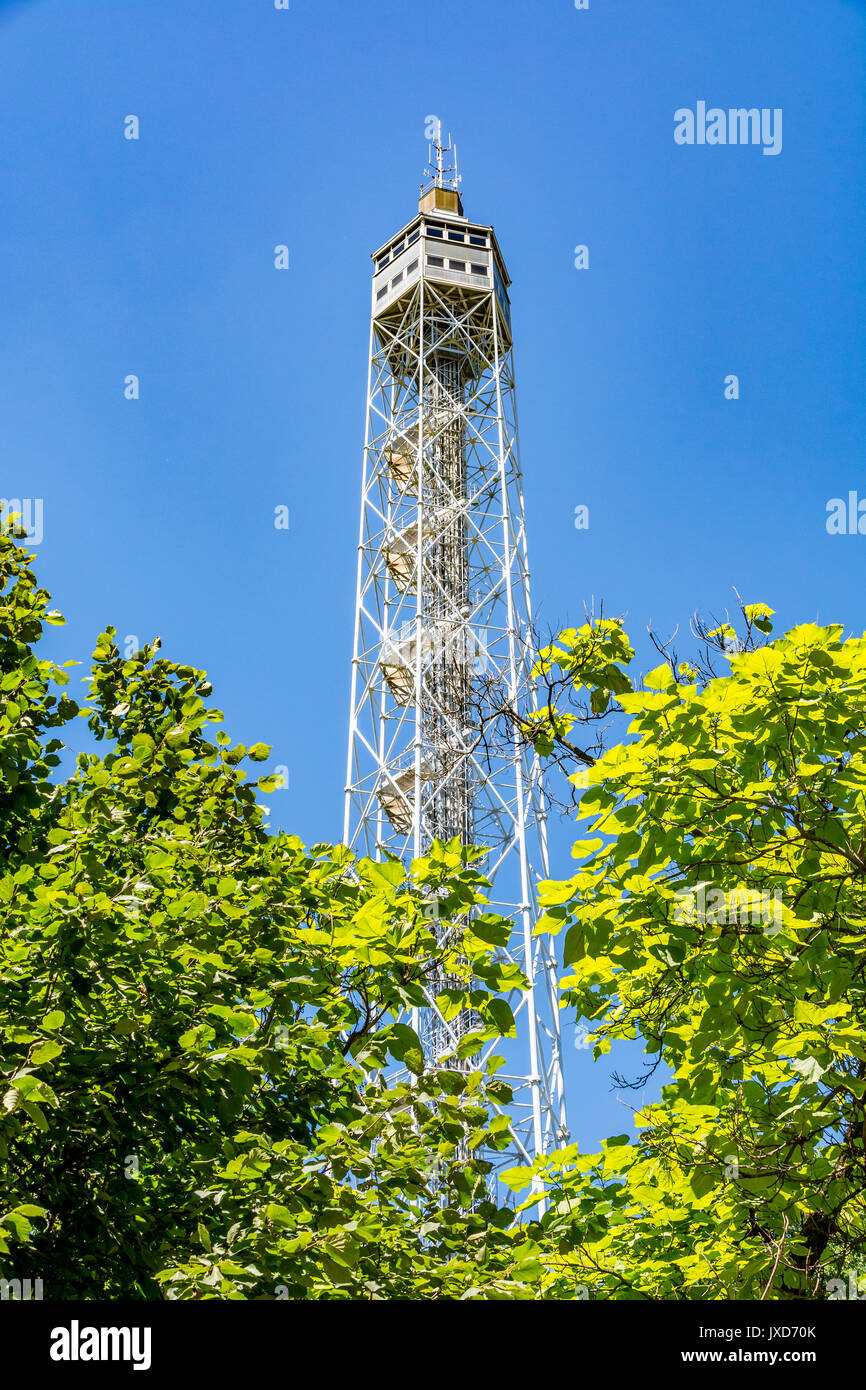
2,0,864,1150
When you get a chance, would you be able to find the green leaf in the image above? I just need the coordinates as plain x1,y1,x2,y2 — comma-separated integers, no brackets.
484,999,516,1038
386,1023,424,1075
265,1204,294,1228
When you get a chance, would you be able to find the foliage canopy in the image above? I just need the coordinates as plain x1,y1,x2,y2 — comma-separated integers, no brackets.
511,607,866,1299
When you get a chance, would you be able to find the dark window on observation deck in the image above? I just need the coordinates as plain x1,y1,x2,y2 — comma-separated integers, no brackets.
470,264,488,277
426,254,444,267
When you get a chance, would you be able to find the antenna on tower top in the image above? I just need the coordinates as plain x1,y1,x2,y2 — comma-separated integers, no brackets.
421,123,462,197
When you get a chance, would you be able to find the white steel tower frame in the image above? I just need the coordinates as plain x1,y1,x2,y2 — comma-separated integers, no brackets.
344,157,567,1166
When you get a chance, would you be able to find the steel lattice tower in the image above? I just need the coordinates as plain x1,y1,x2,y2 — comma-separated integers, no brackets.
344,133,567,1166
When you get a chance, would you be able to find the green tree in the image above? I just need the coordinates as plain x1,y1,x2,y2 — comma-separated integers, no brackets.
0,530,541,1300
509,605,866,1299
